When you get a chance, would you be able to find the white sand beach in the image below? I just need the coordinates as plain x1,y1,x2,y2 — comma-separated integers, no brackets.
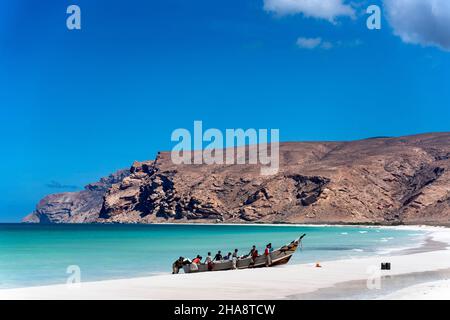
1,226,450,300
378,280,450,300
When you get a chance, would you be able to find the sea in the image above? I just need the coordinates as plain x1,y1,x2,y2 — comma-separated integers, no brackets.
0,223,427,289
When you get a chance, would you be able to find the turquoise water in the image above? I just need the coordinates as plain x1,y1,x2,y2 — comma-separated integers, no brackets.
0,223,425,289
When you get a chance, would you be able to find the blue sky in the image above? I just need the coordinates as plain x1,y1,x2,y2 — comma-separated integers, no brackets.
0,0,449,221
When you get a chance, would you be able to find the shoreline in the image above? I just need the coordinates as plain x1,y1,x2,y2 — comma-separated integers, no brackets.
1,225,449,300
12,221,450,229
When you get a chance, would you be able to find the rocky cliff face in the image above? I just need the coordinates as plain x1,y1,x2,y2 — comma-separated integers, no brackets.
24,133,450,225
23,170,130,223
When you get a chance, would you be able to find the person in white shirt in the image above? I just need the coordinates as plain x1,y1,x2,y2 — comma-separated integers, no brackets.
232,249,239,269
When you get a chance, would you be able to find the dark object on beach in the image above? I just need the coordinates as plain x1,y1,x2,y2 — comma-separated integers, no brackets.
381,262,391,270
179,234,306,274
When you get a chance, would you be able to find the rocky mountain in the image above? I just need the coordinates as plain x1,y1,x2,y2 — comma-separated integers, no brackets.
24,133,450,225
23,170,130,223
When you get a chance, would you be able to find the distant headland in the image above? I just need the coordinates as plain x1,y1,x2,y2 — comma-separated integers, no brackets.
23,132,450,226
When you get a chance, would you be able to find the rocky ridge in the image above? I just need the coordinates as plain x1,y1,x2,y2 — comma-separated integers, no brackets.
24,133,450,225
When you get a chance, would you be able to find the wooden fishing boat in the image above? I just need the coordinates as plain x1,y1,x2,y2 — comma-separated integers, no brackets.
182,234,306,273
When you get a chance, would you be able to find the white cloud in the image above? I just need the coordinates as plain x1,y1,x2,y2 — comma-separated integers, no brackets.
263,0,355,23
296,37,363,50
296,37,322,49
321,41,334,49
296,37,335,49
384,0,450,51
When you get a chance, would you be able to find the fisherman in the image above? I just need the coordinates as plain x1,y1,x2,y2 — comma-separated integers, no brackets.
232,249,239,269
223,252,232,260
248,245,256,257
248,245,257,267
213,250,223,261
189,255,202,272
172,256,185,274
192,255,202,264
204,252,212,264
264,243,273,267
250,248,259,267
205,252,214,271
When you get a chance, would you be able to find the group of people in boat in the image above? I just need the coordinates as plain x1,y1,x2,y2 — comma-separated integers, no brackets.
172,243,274,274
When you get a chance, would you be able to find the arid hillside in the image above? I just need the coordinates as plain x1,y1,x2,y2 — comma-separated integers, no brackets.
24,133,450,225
